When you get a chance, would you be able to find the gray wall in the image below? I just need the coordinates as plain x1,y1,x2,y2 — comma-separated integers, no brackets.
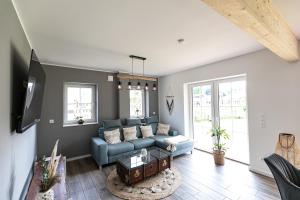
0,0,36,199
158,46,300,176
118,79,158,118
37,65,119,158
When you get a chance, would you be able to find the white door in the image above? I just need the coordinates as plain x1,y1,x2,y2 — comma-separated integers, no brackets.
190,83,213,151
190,76,249,164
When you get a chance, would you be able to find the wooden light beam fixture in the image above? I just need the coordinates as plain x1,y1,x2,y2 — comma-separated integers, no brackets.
117,74,157,82
201,0,299,62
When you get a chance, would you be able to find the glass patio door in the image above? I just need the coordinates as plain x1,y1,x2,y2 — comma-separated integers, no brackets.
191,83,213,151
218,79,249,163
190,76,249,164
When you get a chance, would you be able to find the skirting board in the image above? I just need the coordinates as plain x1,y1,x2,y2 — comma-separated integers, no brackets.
249,167,273,178
67,154,91,162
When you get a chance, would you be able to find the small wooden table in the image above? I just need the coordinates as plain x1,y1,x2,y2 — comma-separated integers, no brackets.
117,147,171,185
26,156,67,200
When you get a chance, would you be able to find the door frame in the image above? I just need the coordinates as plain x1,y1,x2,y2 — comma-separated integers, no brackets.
188,75,250,163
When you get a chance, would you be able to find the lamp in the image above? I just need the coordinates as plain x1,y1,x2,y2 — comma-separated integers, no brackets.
137,81,141,90
127,81,132,90
118,81,122,90
145,82,149,91
127,56,134,90
152,83,157,91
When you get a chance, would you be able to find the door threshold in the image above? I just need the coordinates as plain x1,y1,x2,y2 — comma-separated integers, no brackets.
194,148,250,166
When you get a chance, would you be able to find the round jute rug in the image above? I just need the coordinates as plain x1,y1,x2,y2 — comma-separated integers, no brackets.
106,167,181,200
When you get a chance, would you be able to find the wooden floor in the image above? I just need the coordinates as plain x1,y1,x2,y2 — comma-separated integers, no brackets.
66,150,280,200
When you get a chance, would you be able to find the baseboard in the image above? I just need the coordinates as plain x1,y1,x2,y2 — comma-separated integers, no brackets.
66,154,91,162
249,167,273,178
20,163,34,200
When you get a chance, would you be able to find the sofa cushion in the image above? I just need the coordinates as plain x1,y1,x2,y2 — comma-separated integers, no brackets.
123,126,138,141
151,135,171,141
140,125,154,138
145,116,159,124
155,137,193,151
157,123,170,135
129,138,155,149
99,127,122,140
103,119,122,129
108,142,135,156
126,118,142,126
104,129,121,144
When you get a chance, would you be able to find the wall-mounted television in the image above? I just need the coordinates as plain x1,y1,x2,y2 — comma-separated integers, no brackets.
16,50,46,133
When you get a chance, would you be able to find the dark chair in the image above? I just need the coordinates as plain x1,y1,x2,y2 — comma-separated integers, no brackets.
264,153,300,200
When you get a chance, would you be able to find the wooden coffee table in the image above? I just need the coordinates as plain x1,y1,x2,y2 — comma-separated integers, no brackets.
116,147,171,185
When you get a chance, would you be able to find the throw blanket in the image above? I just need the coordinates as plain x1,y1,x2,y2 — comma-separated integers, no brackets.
164,135,189,145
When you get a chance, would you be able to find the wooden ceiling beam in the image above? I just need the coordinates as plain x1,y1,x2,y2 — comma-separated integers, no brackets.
201,0,299,62
117,74,157,82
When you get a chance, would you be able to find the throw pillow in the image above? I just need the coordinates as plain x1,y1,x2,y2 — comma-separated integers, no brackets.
104,129,121,144
157,123,170,135
140,125,154,138
123,126,138,141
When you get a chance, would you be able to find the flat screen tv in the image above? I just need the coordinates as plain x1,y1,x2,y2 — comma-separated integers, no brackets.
17,50,46,133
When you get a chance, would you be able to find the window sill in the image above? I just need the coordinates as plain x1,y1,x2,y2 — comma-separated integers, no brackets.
63,122,98,128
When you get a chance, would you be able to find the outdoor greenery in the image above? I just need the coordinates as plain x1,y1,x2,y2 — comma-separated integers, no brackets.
210,126,230,152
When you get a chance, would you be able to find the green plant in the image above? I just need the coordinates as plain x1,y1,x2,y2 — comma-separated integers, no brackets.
210,126,230,152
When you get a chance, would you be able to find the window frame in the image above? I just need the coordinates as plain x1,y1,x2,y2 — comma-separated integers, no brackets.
129,88,145,118
63,82,98,127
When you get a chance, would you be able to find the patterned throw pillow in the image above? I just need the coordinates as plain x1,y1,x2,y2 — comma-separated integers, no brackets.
104,129,121,144
123,126,138,141
140,125,154,138
157,123,170,135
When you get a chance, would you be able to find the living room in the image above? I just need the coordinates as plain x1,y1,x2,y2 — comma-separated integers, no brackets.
1,0,300,200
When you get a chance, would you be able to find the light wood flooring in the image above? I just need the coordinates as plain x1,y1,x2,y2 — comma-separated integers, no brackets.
66,150,280,200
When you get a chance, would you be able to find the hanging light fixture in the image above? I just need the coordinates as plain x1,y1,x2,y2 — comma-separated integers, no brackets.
128,56,133,90
118,81,122,90
152,83,157,91
137,82,141,90
142,59,149,91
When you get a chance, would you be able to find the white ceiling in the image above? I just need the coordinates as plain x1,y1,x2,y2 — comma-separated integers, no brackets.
13,0,300,76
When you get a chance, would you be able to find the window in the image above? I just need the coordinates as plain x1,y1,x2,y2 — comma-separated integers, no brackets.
130,89,144,118
63,83,97,126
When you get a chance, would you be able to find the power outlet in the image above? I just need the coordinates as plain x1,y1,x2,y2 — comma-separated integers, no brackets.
259,113,266,128
49,119,55,124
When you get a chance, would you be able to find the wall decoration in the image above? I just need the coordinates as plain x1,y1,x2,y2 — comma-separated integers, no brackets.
166,95,174,115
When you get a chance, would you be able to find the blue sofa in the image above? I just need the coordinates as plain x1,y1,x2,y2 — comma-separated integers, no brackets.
91,116,194,167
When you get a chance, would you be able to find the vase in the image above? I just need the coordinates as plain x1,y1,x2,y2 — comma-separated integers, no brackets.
141,148,147,157
213,150,225,165
36,188,54,200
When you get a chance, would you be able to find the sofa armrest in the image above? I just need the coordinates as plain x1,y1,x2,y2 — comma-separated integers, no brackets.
169,130,178,136
91,137,108,166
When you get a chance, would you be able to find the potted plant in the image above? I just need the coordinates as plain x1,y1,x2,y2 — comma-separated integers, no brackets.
210,126,229,165
76,116,85,125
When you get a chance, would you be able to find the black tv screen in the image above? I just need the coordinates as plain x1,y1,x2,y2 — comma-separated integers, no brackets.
17,50,46,133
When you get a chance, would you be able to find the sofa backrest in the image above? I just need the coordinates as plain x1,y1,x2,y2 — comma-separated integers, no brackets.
98,118,144,140
144,116,159,135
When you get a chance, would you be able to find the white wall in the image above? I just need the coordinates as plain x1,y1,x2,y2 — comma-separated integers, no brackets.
0,0,37,199
158,48,300,175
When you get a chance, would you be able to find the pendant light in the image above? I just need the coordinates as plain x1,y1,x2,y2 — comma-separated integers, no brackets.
143,59,149,91
128,57,133,90
137,82,141,90
118,81,122,90
152,83,157,91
